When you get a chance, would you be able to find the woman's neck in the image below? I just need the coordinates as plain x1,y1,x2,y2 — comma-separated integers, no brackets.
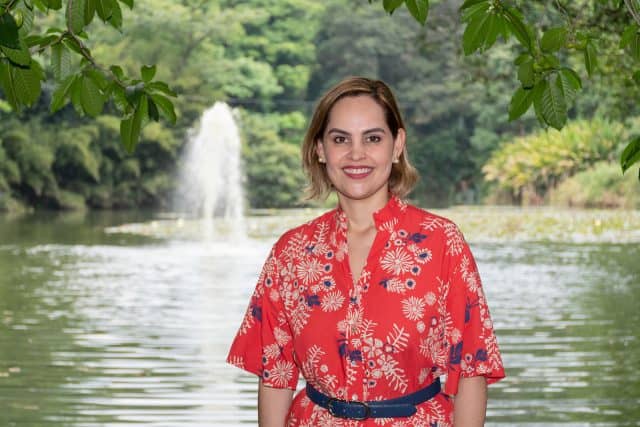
338,191,390,232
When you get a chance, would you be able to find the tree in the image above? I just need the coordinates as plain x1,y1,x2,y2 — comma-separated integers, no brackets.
374,0,640,180
0,0,176,152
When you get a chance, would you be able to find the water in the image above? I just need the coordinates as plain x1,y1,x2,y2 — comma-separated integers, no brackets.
175,102,245,238
0,209,639,426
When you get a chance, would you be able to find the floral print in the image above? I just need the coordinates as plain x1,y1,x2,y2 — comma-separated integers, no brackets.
227,196,505,426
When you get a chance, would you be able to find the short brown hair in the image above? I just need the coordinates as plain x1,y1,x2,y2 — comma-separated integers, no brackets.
302,76,419,200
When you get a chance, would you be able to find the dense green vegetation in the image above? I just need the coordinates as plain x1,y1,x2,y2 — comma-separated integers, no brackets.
1,0,639,212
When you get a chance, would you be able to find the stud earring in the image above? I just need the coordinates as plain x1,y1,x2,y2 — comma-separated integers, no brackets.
319,157,325,163
393,158,399,164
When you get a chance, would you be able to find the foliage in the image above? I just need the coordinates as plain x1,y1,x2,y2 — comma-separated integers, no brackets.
239,111,307,208
375,0,640,179
0,113,181,210
0,0,177,153
483,118,624,204
549,161,640,209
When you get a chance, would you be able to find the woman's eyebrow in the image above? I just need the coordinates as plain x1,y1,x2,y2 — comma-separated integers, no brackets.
363,127,386,134
326,128,350,135
326,127,387,135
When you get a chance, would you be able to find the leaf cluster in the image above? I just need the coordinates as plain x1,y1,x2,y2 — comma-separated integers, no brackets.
376,0,640,179
0,0,176,153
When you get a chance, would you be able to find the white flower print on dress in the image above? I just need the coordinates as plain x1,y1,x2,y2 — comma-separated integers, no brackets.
321,290,345,312
380,247,413,275
269,359,295,387
401,296,426,321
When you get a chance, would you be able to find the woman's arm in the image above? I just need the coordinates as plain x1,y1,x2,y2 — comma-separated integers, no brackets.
258,379,294,427
452,376,487,427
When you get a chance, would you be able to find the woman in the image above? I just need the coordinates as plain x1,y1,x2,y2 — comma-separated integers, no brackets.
227,77,505,426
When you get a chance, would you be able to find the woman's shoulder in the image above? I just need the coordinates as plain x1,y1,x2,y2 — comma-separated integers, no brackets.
402,201,461,233
271,208,338,253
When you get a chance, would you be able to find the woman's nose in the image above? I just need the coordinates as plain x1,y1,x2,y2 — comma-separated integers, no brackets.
348,140,366,160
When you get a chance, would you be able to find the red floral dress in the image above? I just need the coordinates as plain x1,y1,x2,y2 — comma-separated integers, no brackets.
227,196,505,426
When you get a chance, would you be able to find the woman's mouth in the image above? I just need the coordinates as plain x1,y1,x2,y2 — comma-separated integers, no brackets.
343,167,373,179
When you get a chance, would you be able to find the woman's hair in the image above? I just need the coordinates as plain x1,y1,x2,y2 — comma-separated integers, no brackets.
302,76,419,200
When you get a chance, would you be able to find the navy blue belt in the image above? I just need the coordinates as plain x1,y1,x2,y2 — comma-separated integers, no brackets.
305,377,441,420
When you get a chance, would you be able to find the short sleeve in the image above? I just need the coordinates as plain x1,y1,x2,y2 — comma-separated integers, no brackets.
226,245,300,389
442,227,505,396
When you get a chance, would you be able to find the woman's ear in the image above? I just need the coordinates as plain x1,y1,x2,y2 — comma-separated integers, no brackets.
315,139,325,161
394,128,406,160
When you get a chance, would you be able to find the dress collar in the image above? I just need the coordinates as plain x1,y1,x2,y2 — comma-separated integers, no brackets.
333,193,406,233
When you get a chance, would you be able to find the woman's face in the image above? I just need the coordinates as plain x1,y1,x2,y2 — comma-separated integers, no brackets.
316,95,405,205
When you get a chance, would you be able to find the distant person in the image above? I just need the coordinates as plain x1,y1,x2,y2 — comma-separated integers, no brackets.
227,77,505,426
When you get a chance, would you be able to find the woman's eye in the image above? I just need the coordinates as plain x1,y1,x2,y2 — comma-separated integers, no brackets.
366,135,382,143
334,136,347,144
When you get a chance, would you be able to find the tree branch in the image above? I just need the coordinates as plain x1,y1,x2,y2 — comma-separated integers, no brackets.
624,0,640,25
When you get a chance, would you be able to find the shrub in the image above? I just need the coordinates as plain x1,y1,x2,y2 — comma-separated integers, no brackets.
549,161,640,209
483,118,624,204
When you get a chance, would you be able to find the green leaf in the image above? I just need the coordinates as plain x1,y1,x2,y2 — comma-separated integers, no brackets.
483,13,501,49
147,97,159,121
540,27,567,53
80,74,105,116
383,0,404,13
147,81,177,97
620,23,638,48
0,61,19,109
12,60,43,107
460,0,488,10
120,95,148,153
584,41,598,77
0,39,31,66
47,0,63,9
50,74,76,112
95,0,113,21
149,93,176,124
16,5,35,36
118,0,133,8
461,1,489,22
51,43,74,80
405,0,429,25
0,13,21,50
540,74,567,130
626,29,640,60
559,67,582,89
509,86,534,121
514,52,531,65
85,68,108,90
106,0,122,29
558,69,580,105
66,0,87,33
517,58,534,88
62,37,83,55
140,64,156,82
110,65,124,80
69,74,83,113
84,0,96,26
503,7,532,51
463,12,490,55
633,70,640,86
531,79,548,127
620,136,640,174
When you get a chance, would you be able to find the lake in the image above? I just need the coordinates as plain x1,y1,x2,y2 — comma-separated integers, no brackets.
1,207,639,426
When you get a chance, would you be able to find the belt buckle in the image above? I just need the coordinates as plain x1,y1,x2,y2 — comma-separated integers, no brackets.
327,397,371,420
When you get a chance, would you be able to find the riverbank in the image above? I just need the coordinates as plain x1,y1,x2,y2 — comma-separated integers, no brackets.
97,205,640,244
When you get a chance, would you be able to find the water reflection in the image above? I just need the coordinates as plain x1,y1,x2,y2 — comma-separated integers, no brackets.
0,212,639,426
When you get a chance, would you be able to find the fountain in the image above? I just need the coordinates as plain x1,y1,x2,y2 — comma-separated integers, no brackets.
174,102,246,239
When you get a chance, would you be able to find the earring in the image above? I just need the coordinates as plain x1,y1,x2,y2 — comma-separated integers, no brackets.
393,158,399,164
319,157,326,163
